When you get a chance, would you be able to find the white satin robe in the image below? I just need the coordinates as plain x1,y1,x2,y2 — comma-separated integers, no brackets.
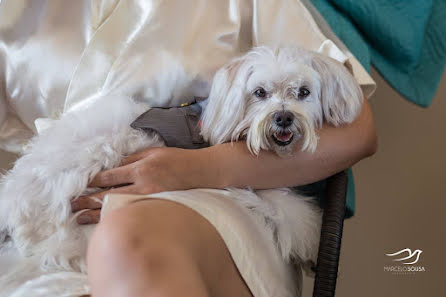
0,0,375,154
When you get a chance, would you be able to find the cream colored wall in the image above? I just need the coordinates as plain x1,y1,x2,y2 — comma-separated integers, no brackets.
1,69,445,296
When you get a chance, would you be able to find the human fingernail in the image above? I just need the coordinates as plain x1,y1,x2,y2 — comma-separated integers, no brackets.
78,214,91,224
71,201,79,212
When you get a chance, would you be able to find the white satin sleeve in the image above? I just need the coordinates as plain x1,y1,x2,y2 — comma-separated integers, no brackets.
0,0,116,154
0,25,33,154
252,0,376,99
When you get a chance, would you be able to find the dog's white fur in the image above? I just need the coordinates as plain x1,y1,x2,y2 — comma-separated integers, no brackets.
0,46,363,297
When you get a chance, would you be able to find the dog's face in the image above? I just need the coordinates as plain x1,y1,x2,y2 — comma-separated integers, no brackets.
240,60,322,155
200,46,363,157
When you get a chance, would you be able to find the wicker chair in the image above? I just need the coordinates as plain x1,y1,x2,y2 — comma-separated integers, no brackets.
312,170,348,297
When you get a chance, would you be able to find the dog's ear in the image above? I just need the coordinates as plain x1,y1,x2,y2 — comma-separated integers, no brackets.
310,53,363,126
200,56,253,145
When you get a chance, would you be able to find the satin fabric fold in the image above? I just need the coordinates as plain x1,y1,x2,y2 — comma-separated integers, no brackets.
0,0,96,152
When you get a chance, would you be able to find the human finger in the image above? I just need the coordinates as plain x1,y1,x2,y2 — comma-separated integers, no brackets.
71,185,135,212
77,209,101,225
119,149,152,166
88,165,135,188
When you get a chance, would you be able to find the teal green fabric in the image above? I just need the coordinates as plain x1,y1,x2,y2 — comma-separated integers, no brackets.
309,0,446,107
294,168,355,218
345,168,355,218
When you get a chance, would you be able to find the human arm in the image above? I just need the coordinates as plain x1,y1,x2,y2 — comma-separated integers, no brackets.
197,94,376,189
71,94,377,223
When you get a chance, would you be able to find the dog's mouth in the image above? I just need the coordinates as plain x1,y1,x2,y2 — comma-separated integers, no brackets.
272,131,294,146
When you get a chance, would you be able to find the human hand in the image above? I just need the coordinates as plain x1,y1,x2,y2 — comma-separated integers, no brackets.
71,147,205,225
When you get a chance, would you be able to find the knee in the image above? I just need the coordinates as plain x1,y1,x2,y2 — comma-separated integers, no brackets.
87,202,193,277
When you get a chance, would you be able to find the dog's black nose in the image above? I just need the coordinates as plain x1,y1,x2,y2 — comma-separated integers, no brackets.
273,111,294,128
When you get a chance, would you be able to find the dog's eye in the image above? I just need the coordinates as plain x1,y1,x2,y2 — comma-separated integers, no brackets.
298,87,310,99
254,88,267,98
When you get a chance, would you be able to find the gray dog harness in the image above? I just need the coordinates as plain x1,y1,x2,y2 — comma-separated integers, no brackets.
130,99,210,149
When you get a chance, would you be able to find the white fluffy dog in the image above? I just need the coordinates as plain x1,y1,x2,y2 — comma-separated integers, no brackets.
0,46,362,297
